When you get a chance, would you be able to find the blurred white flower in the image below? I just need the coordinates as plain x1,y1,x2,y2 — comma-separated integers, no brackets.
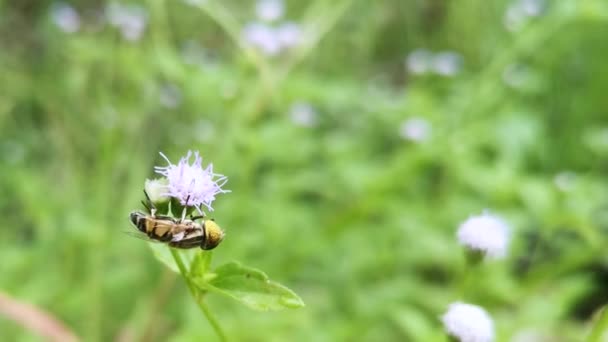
504,5,526,31
432,51,463,77
276,22,302,49
441,302,494,342
242,21,302,56
554,171,577,192
503,0,544,32
159,83,182,109
502,63,529,89
154,151,229,212
399,117,431,142
406,49,433,75
289,102,318,127
51,3,81,33
183,0,206,7
457,212,510,258
107,3,147,41
193,119,216,143
256,0,284,22
520,0,544,16
242,22,282,56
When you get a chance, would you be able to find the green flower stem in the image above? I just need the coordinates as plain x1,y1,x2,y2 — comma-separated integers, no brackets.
458,250,483,299
587,305,608,342
170,248,227,342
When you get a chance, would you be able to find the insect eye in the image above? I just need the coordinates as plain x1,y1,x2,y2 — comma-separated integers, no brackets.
129,212,139,225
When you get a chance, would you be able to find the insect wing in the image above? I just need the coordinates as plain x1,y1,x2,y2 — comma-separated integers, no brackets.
169,235,205,249
169,226,205,249
123,231,162,243
147,218,178,239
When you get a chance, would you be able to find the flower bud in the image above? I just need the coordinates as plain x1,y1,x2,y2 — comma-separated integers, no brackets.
145,178,170,204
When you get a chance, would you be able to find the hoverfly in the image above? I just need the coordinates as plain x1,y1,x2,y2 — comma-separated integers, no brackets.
128,192,225,250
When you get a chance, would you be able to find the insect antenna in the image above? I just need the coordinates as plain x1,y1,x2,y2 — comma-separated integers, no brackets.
180,195,191,222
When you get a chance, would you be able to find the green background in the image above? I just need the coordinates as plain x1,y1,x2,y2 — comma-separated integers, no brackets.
1,0,608,341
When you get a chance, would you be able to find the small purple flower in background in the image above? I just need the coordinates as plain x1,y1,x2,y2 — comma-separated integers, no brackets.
399,117,431,142
405,49,433,75
154,151,229,213
193,119,216,143
520,0,544,16
406,49,463,77
159,83,182,109
441,302,495,342
554,171,577,192
183,0,206,7
243,0,302,57
242,22,282,56
503,0,544,32
289,102,318,127
432,51,463,77
457,212,510,259
276,22,302,49
256,0,284,22
502,63,530,89
106,3,147,41
51,3,81,33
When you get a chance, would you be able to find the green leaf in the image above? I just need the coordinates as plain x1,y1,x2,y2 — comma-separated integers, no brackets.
190,251,213,278
193,261,305,311
149,244,198,274
149,243,179,273
587,305,608,342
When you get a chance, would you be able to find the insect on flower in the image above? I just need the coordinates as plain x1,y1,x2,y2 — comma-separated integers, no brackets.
128,151,229,249
129,191,225,250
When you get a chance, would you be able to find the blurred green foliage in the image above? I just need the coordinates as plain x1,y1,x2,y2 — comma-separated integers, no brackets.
1,0,608,341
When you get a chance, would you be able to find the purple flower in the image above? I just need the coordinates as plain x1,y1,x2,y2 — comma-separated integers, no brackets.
256,0,284,22
51,3,81,33
441,302,495,342
154,151,229,212
242,22,282,56
399,117,431,142
457,212,510,259
106,3,147,41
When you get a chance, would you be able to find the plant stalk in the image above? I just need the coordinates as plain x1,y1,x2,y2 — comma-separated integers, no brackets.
587,305,608,342
170,248,227,342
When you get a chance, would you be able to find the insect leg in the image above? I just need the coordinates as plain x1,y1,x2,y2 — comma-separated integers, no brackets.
141,200,151,213
180,195,191,222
